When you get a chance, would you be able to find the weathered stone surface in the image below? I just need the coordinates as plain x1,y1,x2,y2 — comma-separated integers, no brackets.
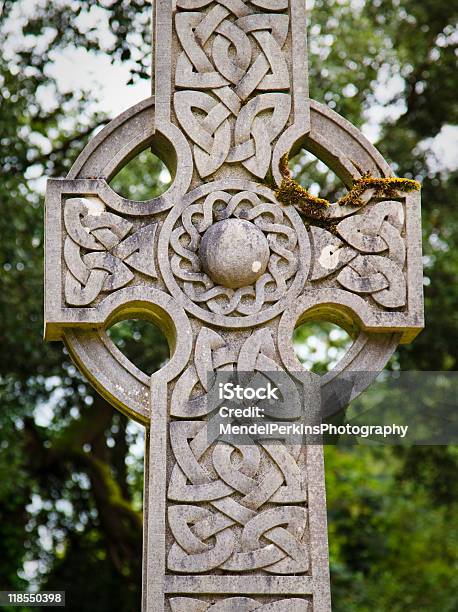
199,218,270,288
44,1,424,611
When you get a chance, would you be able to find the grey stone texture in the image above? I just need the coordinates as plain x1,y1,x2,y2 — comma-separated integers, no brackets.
199,218,270,288
44,1,424,611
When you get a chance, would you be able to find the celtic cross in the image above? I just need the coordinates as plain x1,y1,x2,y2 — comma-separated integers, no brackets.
44,1,424,610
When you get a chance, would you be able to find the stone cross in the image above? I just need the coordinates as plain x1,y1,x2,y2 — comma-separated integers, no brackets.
44,1,424,610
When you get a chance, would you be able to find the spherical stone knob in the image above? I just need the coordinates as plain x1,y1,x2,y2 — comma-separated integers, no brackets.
199,218,270,289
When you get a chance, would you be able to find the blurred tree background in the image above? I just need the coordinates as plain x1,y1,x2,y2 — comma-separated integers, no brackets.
0,0,457,610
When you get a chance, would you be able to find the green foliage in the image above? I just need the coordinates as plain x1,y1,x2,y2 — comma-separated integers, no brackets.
0,0,457,610
107,319,170,374
109,150,172,201
293,322,352,375
326,446,458,611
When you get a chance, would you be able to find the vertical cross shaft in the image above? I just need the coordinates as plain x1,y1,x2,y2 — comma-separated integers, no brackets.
142,4,330,610
152,0,309,182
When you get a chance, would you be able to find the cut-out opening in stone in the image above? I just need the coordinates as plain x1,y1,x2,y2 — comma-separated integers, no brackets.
293,321,353,375
109,147,172,200
288,149,347,203
107,318,170,375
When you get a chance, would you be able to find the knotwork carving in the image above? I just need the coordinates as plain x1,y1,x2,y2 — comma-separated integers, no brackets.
173,0,291,178
160,182,308,325
309,200,407,309
44,0,424,609
167,328,308,575
171,327,300,419
169,597,309,611
63,197,157,306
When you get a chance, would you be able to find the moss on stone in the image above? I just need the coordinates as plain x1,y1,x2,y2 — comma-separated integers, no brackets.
275,153,421,219
337,173,421,207
275,154,330,221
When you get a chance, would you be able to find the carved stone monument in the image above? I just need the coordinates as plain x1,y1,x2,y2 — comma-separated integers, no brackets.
44,1,424,610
